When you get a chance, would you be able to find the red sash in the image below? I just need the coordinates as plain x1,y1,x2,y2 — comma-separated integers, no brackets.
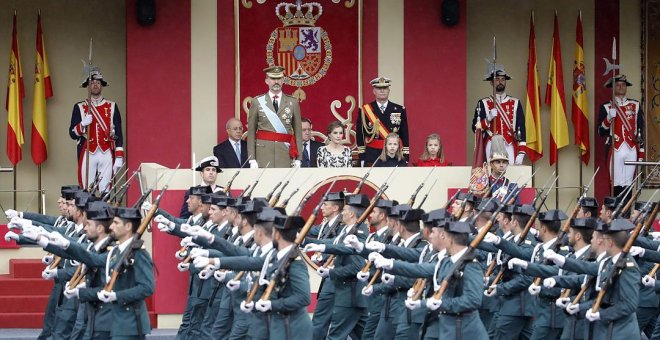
256,130,299,159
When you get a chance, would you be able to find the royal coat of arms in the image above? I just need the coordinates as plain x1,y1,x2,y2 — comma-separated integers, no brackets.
266,0,333,101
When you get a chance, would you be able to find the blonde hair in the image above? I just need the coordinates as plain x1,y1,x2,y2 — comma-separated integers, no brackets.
379,133,404,162
420,133,445,162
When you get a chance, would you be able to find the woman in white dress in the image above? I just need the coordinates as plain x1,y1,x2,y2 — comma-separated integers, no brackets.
316,121,352,168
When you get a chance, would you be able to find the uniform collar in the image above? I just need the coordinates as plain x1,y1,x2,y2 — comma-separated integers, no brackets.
241,229,255,242
376,100,389,108
259,241,273,256
277,244,294,261
117,237,132,253
573,244,590,259
376,226,389,237
403,232,420,247
450,247,468,263
94,236,110,252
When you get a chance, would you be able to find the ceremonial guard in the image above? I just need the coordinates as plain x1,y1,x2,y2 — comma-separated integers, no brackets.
179,156,224,219
69,68,124,191
356,77,410,166
597,74,645,196
487,135,519,201
247,66,303,168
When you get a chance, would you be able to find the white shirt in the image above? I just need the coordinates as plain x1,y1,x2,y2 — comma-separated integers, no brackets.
318,215,340,238
376,100,389,111
573,244,591,260
403,232,421,247
269,91,281,107
241,230,256,244
531,237,558,263
254,241,274,257
450,247,469,263
277,244,295,261
94,236,110,252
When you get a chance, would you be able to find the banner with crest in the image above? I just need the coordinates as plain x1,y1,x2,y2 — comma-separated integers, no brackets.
237,0,361,147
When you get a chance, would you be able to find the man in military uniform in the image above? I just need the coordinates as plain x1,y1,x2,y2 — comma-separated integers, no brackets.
356,77,409,166
472,66,526,164
179,156,224,219
69,68,124,191
247,66,303,168
597,74,645,196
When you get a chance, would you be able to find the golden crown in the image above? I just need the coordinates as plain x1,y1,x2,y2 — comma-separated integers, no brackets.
276,0,323,27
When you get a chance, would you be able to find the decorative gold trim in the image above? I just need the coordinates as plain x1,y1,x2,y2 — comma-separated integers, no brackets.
330,95,357,148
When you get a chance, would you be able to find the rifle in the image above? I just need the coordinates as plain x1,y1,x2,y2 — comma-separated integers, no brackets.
407,167,435,206
242,162,270,199
278,188,299,209
353,161,377,195
104,169,139,202
416,178,439,209
224,171,240,196
269,168,297,207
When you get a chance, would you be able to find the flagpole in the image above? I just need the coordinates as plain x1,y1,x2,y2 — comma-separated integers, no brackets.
555,161,559,209
38,165,42,213
13,166,17,209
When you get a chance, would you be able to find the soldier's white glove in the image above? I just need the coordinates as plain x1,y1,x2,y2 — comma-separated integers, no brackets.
81,114,93,127
97,290,117,303
629,246,645,257
48,232,70,249
249,160,259,169
8,217,32,230
555,297,571,309
177,262,190,272
361,285,374,296
484,285,497,297
356,271,370,282
64,286,79,299
198,268,214,280
240,301,254,313
310,252,324,263
190,248,210,259
20,227,41,242
368,252,384,263
292,160,301,168
317,266,330,278
113,158,123,174
42,268,57,280
585,308,600,322
304,244,325,253
528,283,541,296
381,273,395,284
156,221,175,233
407,287,416,298
529,228,539,237
566,303,580,315
651,232,660,241
4,231,19,242
642,275,656,287
607,108,616,120
175,248,187,261
141,201,153,212
192,256,211,269
4,209,20,219
255,300,272,312
543,249,565,267
374,257,394,270
343,234,364,252
483,232,501,245
214,270,227,283
405,298,422,310
180,236,196,247
486,108,498,121
42,254,54,265
508,258,528,270
514,153,525,165
365,241,386,253
543,278,557,288
426,297,442,311
226,279,241,291
189,226,214,242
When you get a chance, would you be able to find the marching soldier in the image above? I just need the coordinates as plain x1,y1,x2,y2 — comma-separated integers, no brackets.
356,77,409,166
247,66,303,168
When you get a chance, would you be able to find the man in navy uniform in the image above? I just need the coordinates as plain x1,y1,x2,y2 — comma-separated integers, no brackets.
356,77,409,166
213,118,249,169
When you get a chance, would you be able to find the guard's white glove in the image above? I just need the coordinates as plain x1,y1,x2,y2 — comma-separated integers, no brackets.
361,285,374,296
141,201,153,212
4,231,19,242
113,158,123,174
156,222,175,233
405,298,422,310
426,297,442,311
529,228,539,237
255,300,272,312
365,241,386,253
190,248,210,259
508,258,528,270
226,279,241,291
240,301,254,313
180,236,195,247
607,108,616,120
20,227,41,242
556,297,571,309
64,286,80,299
368,252,384,263
317,266,330,278
42,254,54,265
175,249,187,261
381,273,395,284
407,288,416,298
192,256,211,269
374,257,394,270
8,217,32,230
42,268,58,280
177,262,190,272
514,153,525,165
543,278,557,288
486,108,498,121
214,270,227,282
189,226,214,242
483,232,501,245
484,285,497,297
81,114,93,127
356,271,370,282
97,290,117,303
4,209,19,219
566,303,580,315
543,249,565,267
528,283,541,296
249,160,259,169
585,308,600,322
651,232,660,241
292,160,301,168
343,235,364,252
642,275,656,287
310,253,324,263
304,244,325,253
48,232,70,249
629,246,645,257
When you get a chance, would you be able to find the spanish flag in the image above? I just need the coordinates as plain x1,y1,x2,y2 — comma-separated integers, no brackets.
571,12,590,165
545,12,570,166
524,12,543,163
31,12,53,165
6,12,24,166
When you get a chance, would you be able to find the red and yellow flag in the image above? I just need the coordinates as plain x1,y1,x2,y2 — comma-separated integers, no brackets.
571,12,590,165
524,12,543,163
6,13,24,166
545,13,570,165
31,12,53,165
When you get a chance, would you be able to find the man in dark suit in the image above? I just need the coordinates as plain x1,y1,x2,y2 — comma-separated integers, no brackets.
213,118,249,168
301,118,324,167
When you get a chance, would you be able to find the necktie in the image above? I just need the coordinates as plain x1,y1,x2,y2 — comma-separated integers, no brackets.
273,95,279,112
234,142,241,162
380,104,386,113
302,142,310,167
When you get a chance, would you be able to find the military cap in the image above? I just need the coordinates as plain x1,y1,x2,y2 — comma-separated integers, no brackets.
60,185,81,196
457,192,479,204
325,192,345,202
513,204,536,217
233,197,250,207
603,196,620,210
63,188,81,201
114,207,142,220
86,201,114,220
195,156,222,172
189,185,212,196
212,196,235,207
601,218,635,234
423,209,452,224
256,208,286,223
344,194,370,208
274,215,306,230
264,65,285,79
595,221,608,233
484,64,511,81
75,192,97,209
538,210,568,222
578,197,599,209
374,199,398,214
477,199,501,213
81,68,108,87
388,204,412,217
370,76,392,88
570,217,598,230
604,74,632,88
200,194,214,205
239,197,269,215
446,221,473,234
501,204,516,215
433,218,452,229
399,208,424,222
